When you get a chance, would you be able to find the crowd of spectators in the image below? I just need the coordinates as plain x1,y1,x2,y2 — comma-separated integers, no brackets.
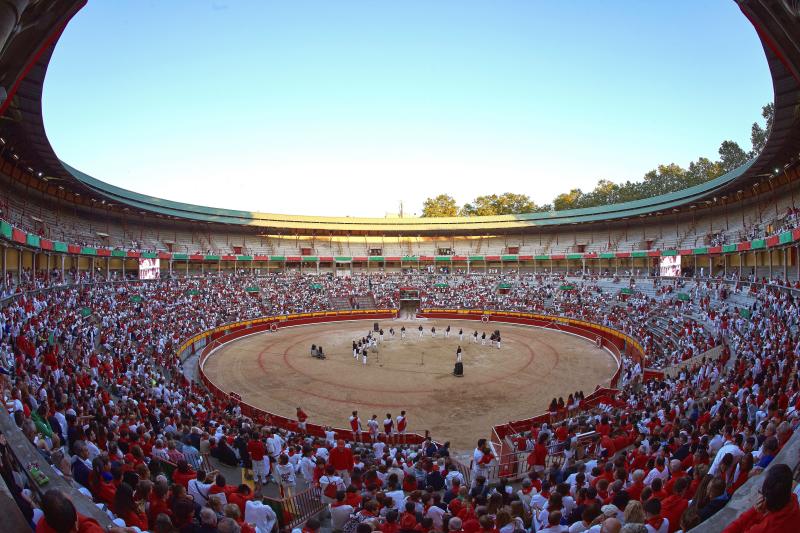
0,270,797,532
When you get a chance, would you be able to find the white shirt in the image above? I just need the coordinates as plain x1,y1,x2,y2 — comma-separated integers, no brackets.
245,499,278,533
188,479,213,505
709,443,744,476
275,463,296,486
373,441,386,458
331,504,354,530
426,504,446,529
386,489,406,511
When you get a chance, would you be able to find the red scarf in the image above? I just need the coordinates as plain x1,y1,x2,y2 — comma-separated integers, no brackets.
646,515,665,531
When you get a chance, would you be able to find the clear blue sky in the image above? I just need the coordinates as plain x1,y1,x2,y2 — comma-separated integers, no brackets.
42,0,772,217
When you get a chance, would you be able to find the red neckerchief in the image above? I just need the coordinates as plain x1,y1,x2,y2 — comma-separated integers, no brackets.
646,515,665,530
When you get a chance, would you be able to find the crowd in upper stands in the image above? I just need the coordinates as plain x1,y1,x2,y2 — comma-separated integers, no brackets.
0,269,798,532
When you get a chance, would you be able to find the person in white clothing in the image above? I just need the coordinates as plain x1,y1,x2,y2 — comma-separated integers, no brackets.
274,454,296,497
367,415,380,442
245,499,278,533
324,427,336,447
643,457,670,486
538,510,568,532
188,471,215,506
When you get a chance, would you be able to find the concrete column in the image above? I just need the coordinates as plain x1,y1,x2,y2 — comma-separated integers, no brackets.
18,248,22,283
61,254,64,280
783,248,787,281
2,245,6,283
738,253,742,281
769,250,773,279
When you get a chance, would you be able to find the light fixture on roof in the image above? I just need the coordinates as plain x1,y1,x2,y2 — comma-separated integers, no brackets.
12,153,18,160
37,171,43,177
774,168,780,174
57,186,64,190
0,137,5,144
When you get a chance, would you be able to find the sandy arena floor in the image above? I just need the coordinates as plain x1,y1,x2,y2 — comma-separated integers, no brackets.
202,319,617,451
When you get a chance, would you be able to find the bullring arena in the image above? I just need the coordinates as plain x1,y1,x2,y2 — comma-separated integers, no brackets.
2,2,800,533
202,319,618,450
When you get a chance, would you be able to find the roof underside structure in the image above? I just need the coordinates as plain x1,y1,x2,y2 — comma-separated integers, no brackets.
0,0,799,235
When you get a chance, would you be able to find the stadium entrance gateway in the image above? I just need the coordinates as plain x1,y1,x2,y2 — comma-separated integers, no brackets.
399,287,420,318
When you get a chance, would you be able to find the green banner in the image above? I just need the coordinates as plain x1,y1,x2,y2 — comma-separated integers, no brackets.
560,284,575,291
677,293,690,301
130,295,143,303
80,307,92,317
739,308,751,319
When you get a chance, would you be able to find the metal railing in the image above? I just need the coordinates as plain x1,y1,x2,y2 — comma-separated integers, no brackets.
264,485,326,529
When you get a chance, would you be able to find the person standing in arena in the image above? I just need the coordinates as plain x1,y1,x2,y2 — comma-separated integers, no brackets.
473,330,478,343
396,410,407,444
349,411,362,442
431,325,436,337
445,325,451,338
401,326,406,339
367,414,380,442
383,413,395,444
481,331,486,345
352,340,358,360
418,325,424,338
459,328,464,342
296,407,308,433
361,347,368,366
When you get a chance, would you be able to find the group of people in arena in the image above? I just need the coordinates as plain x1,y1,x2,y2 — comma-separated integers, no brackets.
0,268,799,532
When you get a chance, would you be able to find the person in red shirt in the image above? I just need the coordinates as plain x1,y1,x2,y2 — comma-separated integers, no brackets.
112,482,147,530
36,489,107,533
724,464,800,533
208,474,237,499
171,459,196,489
247,432,268,489
526,433,548,473
227,484,253,516
296,407,308,433
147,479,173,530
329,439,355,485
661,476,689,533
